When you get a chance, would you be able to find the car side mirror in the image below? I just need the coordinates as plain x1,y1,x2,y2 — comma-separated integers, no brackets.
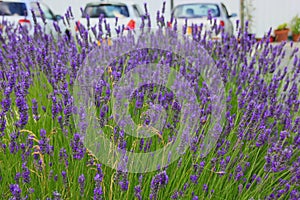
229,13,237,18
55,15,62,21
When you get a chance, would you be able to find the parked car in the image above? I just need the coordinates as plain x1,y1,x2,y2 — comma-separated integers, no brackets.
171,1,237,38
75,1,145,40
0,0,67,37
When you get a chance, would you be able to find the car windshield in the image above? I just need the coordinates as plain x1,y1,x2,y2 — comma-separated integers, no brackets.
0,2,27,16
173,3,220,18
83,4,129,18
30,2,55,20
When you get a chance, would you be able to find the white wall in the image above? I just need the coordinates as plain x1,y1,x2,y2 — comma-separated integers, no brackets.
251,0,300,38
42,0,300,38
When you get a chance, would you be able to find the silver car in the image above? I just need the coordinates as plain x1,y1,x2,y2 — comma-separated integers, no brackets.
79,1,143,32
76,1,145,40
172,1,237,38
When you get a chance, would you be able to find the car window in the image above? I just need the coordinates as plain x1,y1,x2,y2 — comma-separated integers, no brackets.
83,4,129,18
132,4,143,17
30,2,55,20
173,3,220,18
221,3,229,18
0,2,27,16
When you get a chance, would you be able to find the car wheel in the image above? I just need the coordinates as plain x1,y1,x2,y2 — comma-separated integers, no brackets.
65,29,71,40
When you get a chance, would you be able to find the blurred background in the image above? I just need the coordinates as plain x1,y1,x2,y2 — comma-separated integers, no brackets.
43,0,300,38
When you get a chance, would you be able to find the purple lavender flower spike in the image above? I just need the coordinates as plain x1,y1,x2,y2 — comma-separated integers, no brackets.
78,174,85,197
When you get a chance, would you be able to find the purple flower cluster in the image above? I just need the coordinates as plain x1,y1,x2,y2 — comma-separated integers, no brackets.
70,133,86,160
38,129,53,155
9,184,22,200
78,174,85,197
134,175,143,200
94,164,103,200
150,171,169,199
31,98,40,121
59,148,69,168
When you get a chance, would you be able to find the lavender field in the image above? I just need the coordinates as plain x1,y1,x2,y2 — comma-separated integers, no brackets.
0,4,300,200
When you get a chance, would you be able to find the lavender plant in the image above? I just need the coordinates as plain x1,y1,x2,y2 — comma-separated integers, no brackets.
0,2,299,200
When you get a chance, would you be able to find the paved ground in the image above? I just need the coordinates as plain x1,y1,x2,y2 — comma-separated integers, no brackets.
271,41,300,50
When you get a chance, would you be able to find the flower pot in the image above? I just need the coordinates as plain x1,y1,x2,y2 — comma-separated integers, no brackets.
292,33,300,42
274,29,289,42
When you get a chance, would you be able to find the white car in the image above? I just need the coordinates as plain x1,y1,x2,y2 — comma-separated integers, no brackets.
75,1,145,40
171,1,237,38
0,0,67,37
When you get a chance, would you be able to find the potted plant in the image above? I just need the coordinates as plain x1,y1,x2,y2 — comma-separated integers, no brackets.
274,23,289,42
291,15,300,42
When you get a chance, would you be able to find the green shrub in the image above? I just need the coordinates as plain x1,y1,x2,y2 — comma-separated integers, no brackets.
291,15,300,34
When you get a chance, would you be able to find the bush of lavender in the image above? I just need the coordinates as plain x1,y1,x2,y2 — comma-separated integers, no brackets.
0,3,299,200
